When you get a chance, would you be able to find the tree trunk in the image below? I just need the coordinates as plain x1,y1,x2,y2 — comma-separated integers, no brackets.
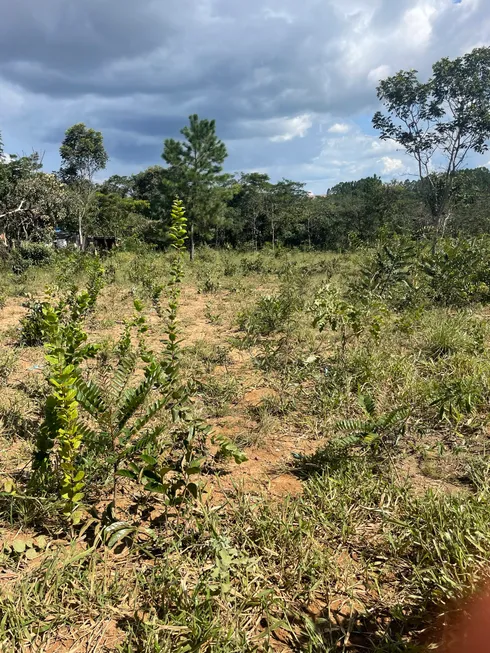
270,203,275,252
431,210,450,253
78,211,84,251
252,215,258,251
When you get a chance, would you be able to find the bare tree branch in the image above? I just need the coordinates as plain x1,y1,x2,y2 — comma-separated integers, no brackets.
0,200,26,220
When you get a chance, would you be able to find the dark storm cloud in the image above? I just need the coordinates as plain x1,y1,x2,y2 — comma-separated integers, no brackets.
0,0,488,187
0,0,176,72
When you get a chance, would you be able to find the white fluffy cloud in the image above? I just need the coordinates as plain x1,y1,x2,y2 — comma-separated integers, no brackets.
270,114,313,142
380,156,406,175
328,123,351,134
0,0,488,187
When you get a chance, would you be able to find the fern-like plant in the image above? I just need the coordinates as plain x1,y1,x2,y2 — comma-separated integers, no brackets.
75,294,195,513
335,394,409,455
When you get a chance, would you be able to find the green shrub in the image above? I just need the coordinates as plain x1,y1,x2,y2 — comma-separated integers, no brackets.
240,255,273,275
420,311,486,359
19,298,50,346
198,275,220,294
11,242,53,274
20,260,106,348
238,294,292,336
422,237,490,306
356,238,420,308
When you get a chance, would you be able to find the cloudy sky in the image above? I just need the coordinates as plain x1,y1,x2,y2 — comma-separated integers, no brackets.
1,0,489,193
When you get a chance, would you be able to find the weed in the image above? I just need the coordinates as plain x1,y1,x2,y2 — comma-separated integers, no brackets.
335,393,410,456
198,275,220,294
0,347,17,385
420,311,485,359
196,376,240,417
0,389,39,440
238,280,303,337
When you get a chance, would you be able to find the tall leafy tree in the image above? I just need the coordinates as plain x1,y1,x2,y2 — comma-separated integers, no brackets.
94,192,149,238
267,179,308,250
162,114,229,259
0,152,67,242
98,174,134,198
59,123,108,248
230,173,271,250
373,47,490,241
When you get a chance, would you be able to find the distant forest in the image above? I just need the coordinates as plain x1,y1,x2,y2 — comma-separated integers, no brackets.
2,46,490,255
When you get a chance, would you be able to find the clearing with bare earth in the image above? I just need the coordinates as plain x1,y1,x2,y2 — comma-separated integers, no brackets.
2,243,490,652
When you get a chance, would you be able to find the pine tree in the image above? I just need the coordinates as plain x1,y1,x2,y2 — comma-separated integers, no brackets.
162,114,229,259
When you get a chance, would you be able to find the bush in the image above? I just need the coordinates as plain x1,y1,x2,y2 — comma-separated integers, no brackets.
19,299,49,346
238,294,294,336
422,237,490,306
11,242,53,274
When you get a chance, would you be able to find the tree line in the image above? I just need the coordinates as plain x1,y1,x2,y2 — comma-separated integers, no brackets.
1,46,490,255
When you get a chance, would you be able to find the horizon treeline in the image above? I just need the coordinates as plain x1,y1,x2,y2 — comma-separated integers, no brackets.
2,46,490,253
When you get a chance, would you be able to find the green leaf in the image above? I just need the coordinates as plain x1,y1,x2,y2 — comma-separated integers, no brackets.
140,454,158,466
116,469,138,480
185,458,205,475
35,535,48,549
186,482,199,499
107,526,136,549
359,394,376,417
12,539,26,553
25,548,39,560
145,482,169,494
71,510,83,525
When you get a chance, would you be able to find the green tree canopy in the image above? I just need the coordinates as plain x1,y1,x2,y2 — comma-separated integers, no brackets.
59,123,108,247
162,114,230,259
373,47,490,239
60,123,108,184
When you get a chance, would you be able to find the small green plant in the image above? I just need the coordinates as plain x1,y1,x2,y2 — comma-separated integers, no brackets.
358,240,418,306
422,237,490,306
204,303,222,324
20,262,106,347
430,376,484,427
335,393,409,455
198,275,220,294
128,255,165,315
0,347,17,386
85,256,107,310
312,284,387,359
2,534,48,562
19,297,50,346
239,294,291,336
31,290,100,523
76,328,187,514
